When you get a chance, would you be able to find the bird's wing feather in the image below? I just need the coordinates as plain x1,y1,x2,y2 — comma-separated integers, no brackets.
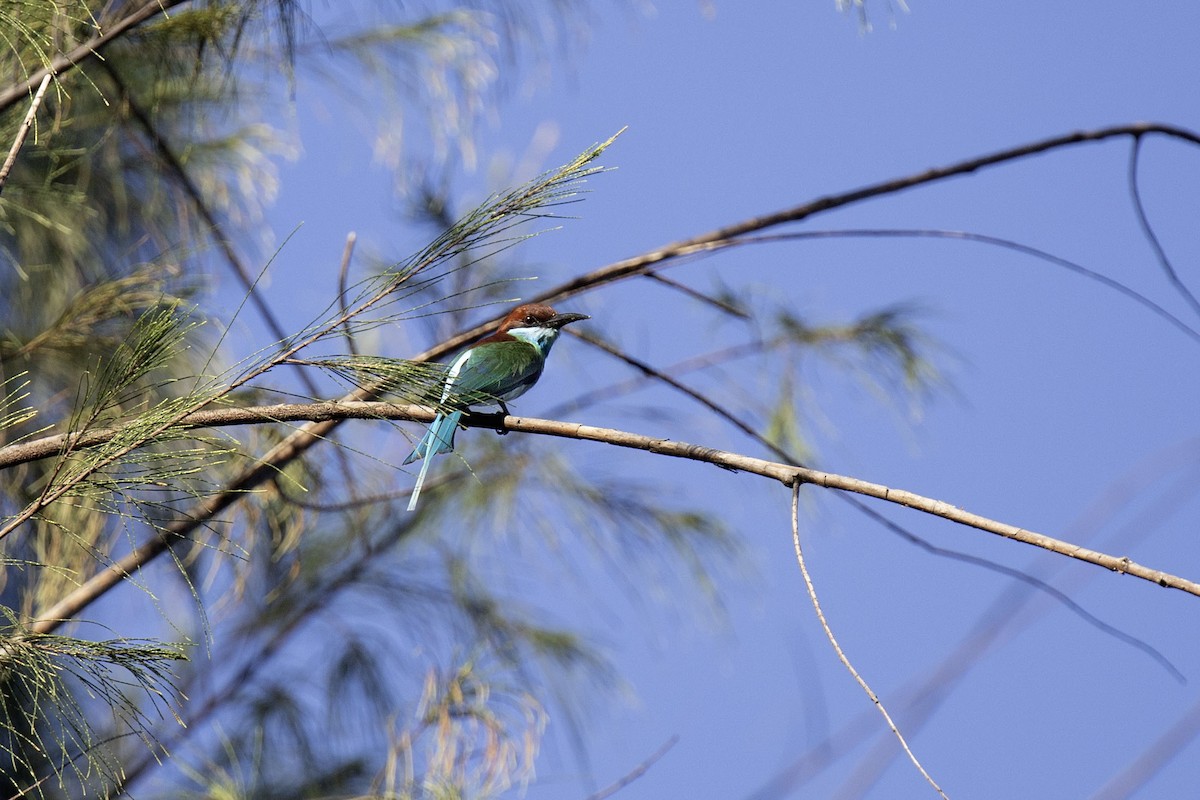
449,340,544,403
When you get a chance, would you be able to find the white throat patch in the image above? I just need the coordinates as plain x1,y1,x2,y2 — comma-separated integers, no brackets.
506,325,561,355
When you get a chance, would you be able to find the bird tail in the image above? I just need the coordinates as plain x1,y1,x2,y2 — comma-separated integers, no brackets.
405,410,462,511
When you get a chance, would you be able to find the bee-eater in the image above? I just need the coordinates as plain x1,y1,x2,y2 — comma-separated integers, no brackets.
404,303,590,510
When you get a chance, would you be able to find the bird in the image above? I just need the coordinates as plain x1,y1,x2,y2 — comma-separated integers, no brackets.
404,303,590,510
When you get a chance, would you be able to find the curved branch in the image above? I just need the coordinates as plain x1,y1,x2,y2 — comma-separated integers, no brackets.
789,483,948,799
526,122,1200,308
1127,135,1200,319
727,228,1200,345
339,123,1200,385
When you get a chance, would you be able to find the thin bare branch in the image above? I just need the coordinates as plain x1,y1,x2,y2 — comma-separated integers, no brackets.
751,440,1200,799
522,123,1200,309
1127,135,1200,320
727,228,1200,346
790,482,948,798
338,232,360,355
7,398,1197,639
641,272,750,319
583,735,680,800
0,73,51,195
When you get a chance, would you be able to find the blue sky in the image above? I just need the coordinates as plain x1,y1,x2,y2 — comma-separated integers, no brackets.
251,2,1200,797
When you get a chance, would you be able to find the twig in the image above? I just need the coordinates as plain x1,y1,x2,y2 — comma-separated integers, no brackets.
338,232,360,355
750,440,1200,799
710,228,1200,346
0,74,52,196
642,272,750,319
789,482,949,799
1127,135,1200,320
583,735,679,800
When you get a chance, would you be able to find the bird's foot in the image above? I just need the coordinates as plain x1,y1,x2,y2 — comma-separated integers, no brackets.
484,410,509,435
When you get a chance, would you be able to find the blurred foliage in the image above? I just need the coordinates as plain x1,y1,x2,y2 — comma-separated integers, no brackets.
0,1,940,798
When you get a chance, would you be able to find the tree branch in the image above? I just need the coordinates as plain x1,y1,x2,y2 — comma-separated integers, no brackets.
524,122,1200,309
584,735,680,800
0,0,192,115
0,74,51,195
100,61,324,394
13,399,1199,637
789,483,948,799
569,329,1184,680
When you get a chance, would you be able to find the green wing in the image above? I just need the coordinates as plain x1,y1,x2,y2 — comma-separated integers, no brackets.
450,340,544,404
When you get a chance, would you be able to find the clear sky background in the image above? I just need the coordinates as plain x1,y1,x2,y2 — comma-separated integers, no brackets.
246,2,1200,797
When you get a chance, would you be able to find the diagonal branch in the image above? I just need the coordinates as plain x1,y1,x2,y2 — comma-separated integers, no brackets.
0,74,51,195
584,735,680,800
499,415,1200,597
100,61,323,394
324,123,1200,400
523,123,1200,310
570,330,1183,679
0,0,192,115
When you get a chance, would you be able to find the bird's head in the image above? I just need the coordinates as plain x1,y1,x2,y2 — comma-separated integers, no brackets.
498,303,590,334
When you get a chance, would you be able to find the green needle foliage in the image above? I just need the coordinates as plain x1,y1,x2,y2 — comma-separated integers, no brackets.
2,17,625,785
0,3,940,799
0,607,186,799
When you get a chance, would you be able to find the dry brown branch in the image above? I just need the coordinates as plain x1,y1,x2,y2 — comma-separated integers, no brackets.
12,397,1200,637
789,483,948,798
522,123,1200,310
570,328,1184,679
0,74,51,195
502,414,1200,596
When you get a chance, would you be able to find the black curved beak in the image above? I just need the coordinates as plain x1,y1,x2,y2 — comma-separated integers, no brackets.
546,312,590,329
